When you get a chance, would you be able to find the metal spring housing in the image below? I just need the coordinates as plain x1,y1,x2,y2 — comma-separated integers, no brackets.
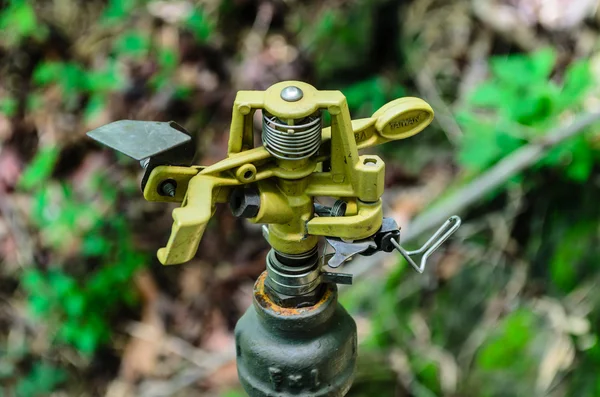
262,112,322,160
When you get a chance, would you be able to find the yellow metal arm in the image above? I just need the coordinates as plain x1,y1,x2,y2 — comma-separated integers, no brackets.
153,172,237,264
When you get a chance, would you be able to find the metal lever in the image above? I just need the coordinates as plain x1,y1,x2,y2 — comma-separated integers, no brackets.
391,216,461,273
324,239,377,268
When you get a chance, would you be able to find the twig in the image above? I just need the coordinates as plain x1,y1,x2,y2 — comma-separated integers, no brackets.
124,322,235,397
413,64,465,145
471,0,542,51
242,1,274,59
404,112,600,242
0,193,34,267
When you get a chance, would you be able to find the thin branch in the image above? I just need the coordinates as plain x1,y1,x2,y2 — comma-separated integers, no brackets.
413,65,465,145
405,112,600,241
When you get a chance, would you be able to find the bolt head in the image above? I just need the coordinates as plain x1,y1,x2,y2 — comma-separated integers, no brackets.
229,187,261,218
280,86,303,102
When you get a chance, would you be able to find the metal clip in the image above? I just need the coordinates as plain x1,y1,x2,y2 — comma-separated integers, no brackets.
322,239,377,268
391,216,461,273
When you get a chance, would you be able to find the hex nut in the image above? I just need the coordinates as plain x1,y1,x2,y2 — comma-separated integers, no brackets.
229,187,261,218
378,230,400,252
264,281,324,308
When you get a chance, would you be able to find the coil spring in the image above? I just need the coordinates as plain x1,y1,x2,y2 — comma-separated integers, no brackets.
262,112,322,160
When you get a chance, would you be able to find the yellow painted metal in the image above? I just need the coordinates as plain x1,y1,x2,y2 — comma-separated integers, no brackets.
264,179,319,254
143,166,200,203
142,81,434,265
307,200,383,240
320,97,434,149
156,173,240,265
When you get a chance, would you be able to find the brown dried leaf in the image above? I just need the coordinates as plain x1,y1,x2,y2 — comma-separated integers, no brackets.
0,148,23,190
200,359,240,391
179,264,209,301
202,309,234,353
119,271,164,381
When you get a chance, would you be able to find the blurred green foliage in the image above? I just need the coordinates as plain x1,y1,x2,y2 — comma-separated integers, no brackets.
341,49,600,397
186,8,214,42
19,147,145,354
14,362,66,397
0,0,203,394
220,390,246,397
342,77,405,116
0,0,213,119
0,0,48,46
2,136,147,396
298,3,374,82
458,48,596,181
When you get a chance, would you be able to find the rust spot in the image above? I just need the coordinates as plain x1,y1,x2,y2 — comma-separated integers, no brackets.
254,273,331,316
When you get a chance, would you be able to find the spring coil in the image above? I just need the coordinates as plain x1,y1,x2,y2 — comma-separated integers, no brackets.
262,113,322,160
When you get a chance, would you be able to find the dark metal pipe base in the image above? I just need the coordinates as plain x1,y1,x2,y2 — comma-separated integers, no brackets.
235,272,357,396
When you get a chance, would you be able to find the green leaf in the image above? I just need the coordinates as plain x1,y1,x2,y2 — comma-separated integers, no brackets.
415,359,441,394
84,93,106,121
469,81,508,108
12,2,37,36
64,292,86,317
58,62,87,100
0,97,17,116
58,322,79,345
221,391,246,397
71,322,100,354
550,220,595,292
82,234,109,257
33,62,64,86
174,86,193,99
86,61,124,93
560,59,592,108
543,136,595,182
33,61,89,106
342,77,389,115
490,54,531,86
22,269,46,292
490,48,556,87
341,77,404,119
28,295,51,317
74,316,110,355
477,309,535,370
114,32,150,57
158,48,178,71
566,138,594,182
15,362,66,397
26,93,43,111
102,0,136,23
0,2,41,45
529,48,557,81
508,87,557,126
186,8,213,42
457,118,501,171
48,271,76,297
18,146,59,190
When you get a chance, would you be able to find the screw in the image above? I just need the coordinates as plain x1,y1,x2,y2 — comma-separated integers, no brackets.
280,86,303,102
159,180,177,197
